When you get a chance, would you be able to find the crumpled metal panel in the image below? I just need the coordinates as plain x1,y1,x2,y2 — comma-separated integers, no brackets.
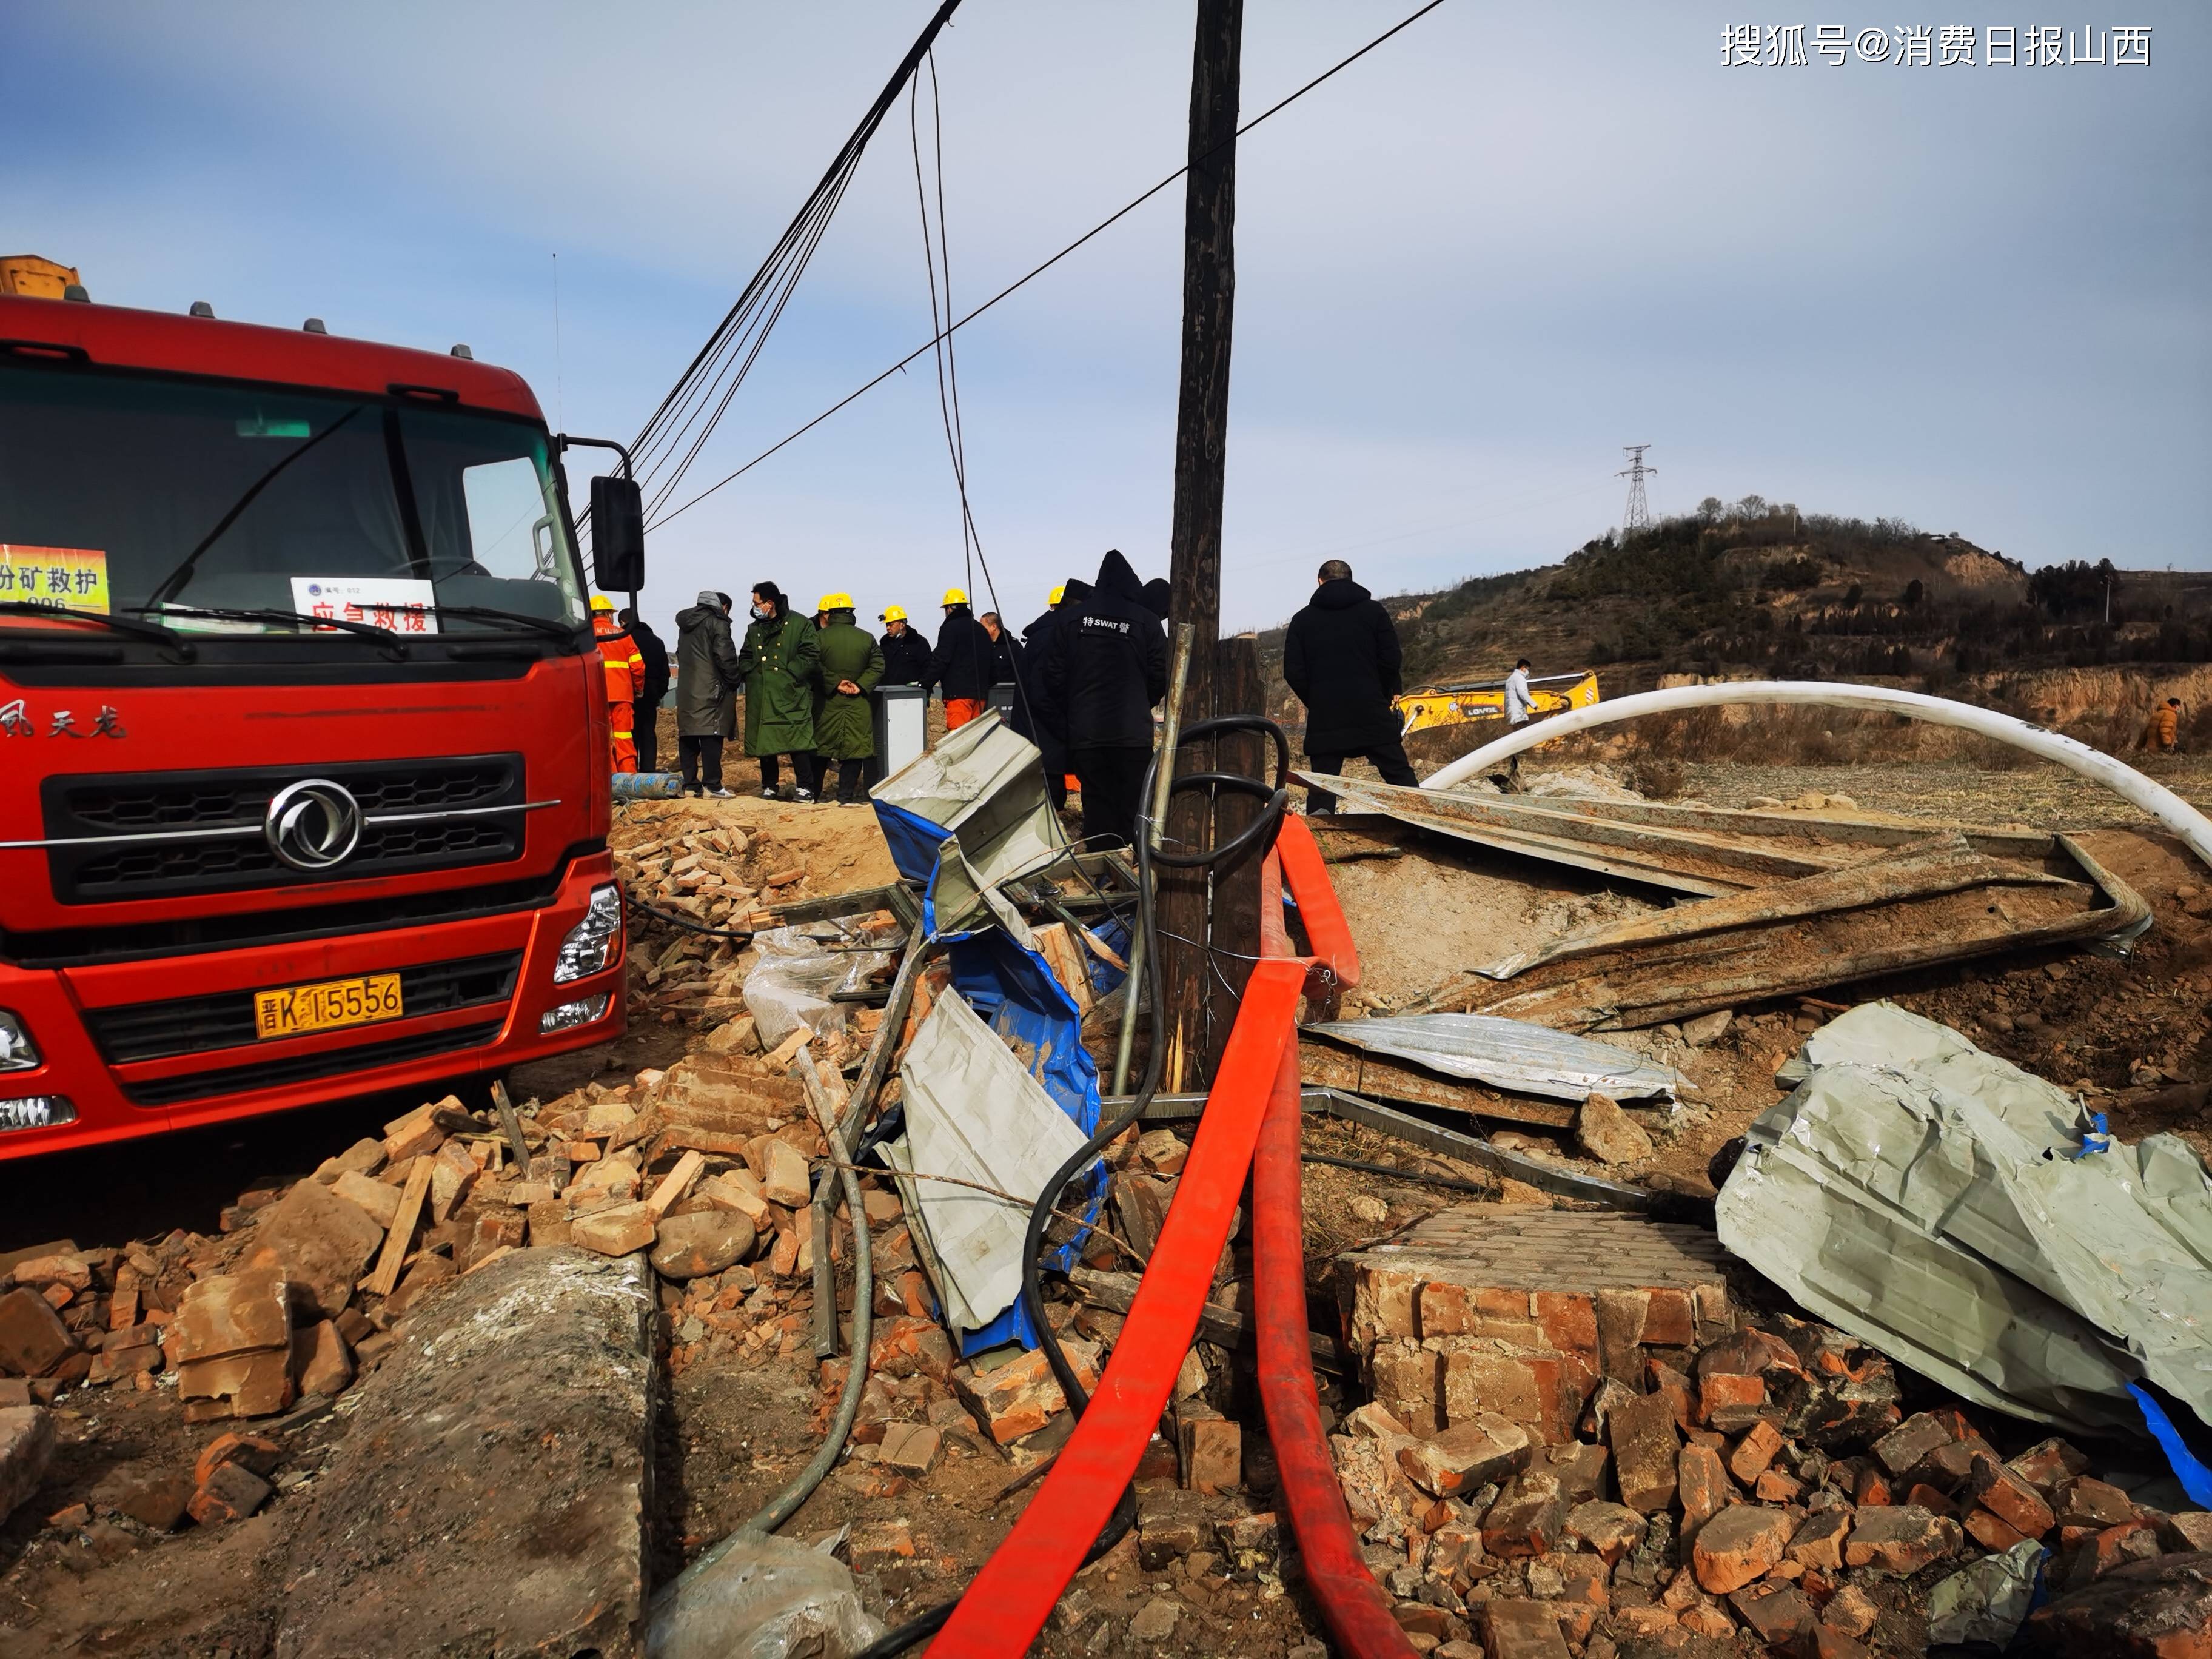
870,709,1066,938
1717,1001,2212,1436
1302,1012,1678,1102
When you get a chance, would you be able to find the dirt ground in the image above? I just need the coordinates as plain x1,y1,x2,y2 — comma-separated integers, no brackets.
8,759,2212,1657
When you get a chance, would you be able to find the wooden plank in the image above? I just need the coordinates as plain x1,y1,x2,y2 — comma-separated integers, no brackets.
366,1155,435,1298
642,1150,706,1222
1069,1265,1346,1375
1296,1039,1576,1130
490,1079,532,1179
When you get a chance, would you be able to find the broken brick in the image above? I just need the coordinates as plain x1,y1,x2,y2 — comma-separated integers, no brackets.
876,1421,943,1476
1964,1450,2056,1538
2008,1436,2091,1493
1842,1505,1961,1574
291,1320,354,1398
1178,1407,1240,1494
1870,1412,1954,1477
176,1349,293,1419
193,1430,283,1490
1677,1441,1737,1539
1481,1598,1572,1659
1729,1580,1817,1647
569,1202,657,1257
1786,1507,1851,1571
0,1405,56,1526
2053,1476,2136,1530
1398,1414,1532,1498
1481,1472,1569,1558
1726,1419,1785,1485
1691,1503,1795,1594
1566,1499,1644,1563
1607,1389,1680,1514
188,1460,271,1524
169,1270,291,1365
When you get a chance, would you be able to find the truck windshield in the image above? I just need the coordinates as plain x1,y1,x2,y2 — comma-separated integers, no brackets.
0,360,585,638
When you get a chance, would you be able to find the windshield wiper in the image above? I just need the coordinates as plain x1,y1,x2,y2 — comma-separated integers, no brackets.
130,605,408,659
0,602,195,659
143,406,367,606
432,603,586,643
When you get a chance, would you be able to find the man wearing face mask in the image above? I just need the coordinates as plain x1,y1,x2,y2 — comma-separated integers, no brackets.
738,581,822,800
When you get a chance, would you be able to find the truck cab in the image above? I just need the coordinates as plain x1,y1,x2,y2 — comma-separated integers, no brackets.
0,292,631,1159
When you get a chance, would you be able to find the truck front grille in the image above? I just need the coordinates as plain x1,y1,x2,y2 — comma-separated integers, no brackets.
85,951,523,1064
39,755,529,904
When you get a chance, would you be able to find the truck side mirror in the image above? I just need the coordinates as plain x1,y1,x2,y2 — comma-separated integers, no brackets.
589,474,645,592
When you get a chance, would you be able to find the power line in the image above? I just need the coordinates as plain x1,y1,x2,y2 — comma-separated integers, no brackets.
580,0,967,538
649,0,1450,531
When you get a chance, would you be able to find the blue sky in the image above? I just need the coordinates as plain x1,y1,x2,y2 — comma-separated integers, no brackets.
4,3,2205,643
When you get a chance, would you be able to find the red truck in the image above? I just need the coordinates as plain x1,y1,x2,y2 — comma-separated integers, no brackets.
0,286,645,1160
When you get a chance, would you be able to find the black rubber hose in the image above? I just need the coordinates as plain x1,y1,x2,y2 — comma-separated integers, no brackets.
626,893,757,944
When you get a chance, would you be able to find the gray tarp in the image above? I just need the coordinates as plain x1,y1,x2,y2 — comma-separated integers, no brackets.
888,987,1090,1335
1717,1001,2212,1437
870,709,1064,937
1302,1013,1679,1103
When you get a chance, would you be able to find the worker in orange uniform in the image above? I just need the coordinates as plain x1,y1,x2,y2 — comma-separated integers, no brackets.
2141,695,2183,754
591,595,645,773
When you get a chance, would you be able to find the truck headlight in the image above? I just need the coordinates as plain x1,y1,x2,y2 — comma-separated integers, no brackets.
0,1096,73,1133
554,884,623,983
0,1013,37,1072
540,994,610,1034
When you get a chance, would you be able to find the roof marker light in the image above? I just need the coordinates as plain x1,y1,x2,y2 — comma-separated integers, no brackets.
303,318,327,334
449,344,474,360
62,284,89,303
189,301,215,318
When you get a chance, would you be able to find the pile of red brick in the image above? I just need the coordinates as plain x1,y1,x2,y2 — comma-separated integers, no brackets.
1330,1204,2212,1655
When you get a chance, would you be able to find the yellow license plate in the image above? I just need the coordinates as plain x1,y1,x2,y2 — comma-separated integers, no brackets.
253,973,403,1039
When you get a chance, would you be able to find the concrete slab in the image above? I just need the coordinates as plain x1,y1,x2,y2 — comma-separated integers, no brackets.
273,1246,654,1659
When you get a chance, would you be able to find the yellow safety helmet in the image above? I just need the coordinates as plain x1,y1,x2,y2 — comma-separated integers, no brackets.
818,591,855,614
589,594,615,612
942,587,968,606
879,603,908,623
1047,583,1066,606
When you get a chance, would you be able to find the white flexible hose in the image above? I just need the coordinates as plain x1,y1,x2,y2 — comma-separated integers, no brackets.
1421,679,2212,871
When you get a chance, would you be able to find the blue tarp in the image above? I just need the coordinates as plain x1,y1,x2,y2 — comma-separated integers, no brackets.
869,792,1123,1355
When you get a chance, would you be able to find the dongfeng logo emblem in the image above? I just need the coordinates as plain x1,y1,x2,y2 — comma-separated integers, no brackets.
264,779,363,871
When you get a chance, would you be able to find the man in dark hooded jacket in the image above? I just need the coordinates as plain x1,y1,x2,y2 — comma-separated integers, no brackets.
674,589,743,796
1040,550,1168,848
928,588,997,731
621,608,670,773
1282,559,1418,813
1015,580,1087,809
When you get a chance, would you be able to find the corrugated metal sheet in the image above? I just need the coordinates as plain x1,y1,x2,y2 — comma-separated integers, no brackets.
1302,1012,1678,1102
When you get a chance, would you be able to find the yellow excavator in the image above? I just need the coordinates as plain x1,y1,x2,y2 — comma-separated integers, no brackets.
1394,669,1600,737
0,255,81,299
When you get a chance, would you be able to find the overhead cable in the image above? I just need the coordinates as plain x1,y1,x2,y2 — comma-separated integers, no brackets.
649,0,1449,532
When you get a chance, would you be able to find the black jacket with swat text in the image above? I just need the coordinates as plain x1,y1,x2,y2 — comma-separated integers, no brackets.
1041,550,1168,750
1282,577,1405,752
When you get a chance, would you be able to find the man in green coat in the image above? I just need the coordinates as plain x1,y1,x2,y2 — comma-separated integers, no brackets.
673,588,742,797
737,581,822,800
809,594,886,806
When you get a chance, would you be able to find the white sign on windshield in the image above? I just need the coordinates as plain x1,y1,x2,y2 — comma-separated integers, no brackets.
289,577,440,635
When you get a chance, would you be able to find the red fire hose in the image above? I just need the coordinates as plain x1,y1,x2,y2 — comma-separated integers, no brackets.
927,959,1307,1657
1252,842,1418,1657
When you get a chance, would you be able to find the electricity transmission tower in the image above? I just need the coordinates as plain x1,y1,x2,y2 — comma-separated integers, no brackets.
1618,444,1656,534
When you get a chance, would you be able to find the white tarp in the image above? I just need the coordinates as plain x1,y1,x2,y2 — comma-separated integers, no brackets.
888,987,1090,1334
1717,1001,2212,1437
869,709,1065,937
1303,1012,1679,1103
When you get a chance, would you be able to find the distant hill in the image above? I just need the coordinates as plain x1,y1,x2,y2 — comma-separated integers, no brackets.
1256,501,2212,734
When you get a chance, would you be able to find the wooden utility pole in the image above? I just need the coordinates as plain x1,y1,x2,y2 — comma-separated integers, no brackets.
1159,0,1245,1090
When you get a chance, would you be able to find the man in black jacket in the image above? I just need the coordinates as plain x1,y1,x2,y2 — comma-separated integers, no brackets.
928,588,997,731
1014,580,1086,809
1041,550,1168,848
1282,560,1419,813
876,606,934,686
620,608,670,773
